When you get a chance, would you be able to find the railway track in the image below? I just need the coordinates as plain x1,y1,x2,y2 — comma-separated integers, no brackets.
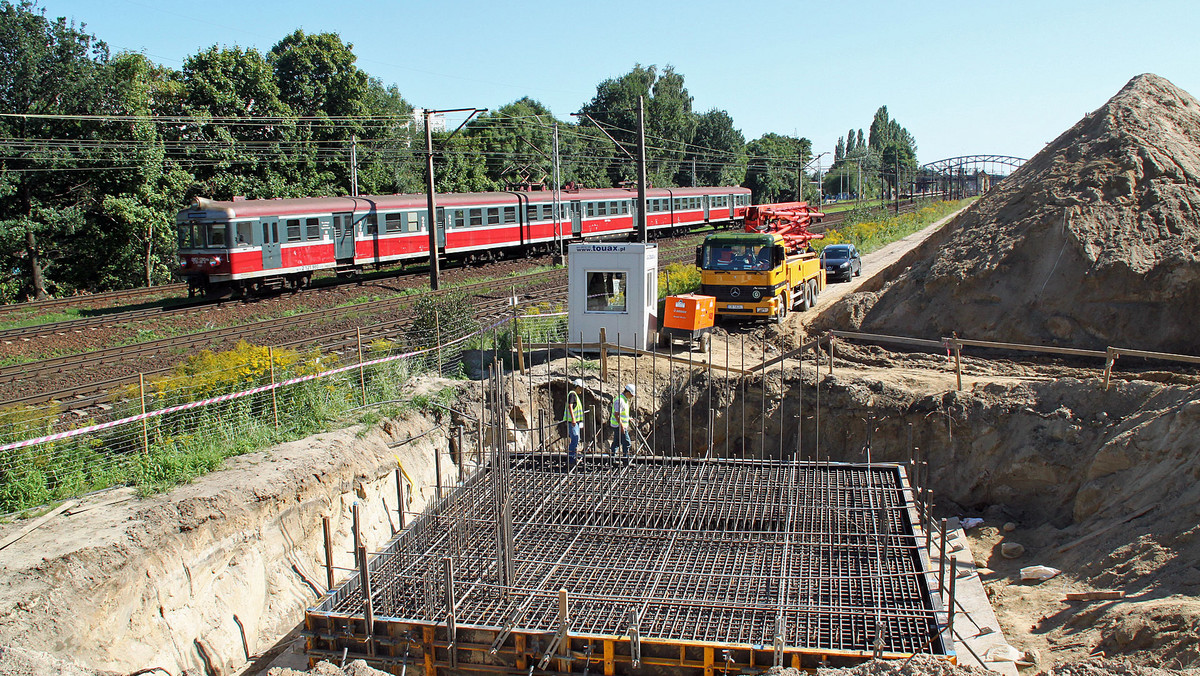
1,247,697,412
0,231,712,344
0,284,189,319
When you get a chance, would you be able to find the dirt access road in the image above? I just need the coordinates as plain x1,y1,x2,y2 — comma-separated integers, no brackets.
804,206,967,319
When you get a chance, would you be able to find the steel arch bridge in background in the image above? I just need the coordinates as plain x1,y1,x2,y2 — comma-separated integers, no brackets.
916,154,1027,199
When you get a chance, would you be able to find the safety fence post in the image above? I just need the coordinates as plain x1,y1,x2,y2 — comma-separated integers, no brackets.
139,373,149,455
599,327,608,383
357,327,367,407
268,346,279,430
434,308,443,377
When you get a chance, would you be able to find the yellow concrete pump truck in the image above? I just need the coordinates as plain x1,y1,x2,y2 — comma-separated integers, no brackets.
696,202,826,322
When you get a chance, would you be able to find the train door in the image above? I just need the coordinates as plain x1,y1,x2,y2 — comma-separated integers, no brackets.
332,212,355,259
261,219,282,269
569,201,582,236
435,207,446,249
703,195,710,221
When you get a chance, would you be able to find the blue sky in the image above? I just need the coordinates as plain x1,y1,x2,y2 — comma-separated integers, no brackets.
40,0,1200,165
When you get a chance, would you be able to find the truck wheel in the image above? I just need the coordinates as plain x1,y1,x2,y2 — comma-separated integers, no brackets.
699,333,711,353
807,280,817,308
775,296,788,324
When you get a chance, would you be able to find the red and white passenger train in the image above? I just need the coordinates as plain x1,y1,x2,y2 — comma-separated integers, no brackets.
176,186,752,294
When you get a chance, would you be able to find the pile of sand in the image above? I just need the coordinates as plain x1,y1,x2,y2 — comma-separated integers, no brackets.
820,73,1200,355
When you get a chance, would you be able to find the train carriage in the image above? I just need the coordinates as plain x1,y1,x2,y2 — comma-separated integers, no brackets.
176,186,752,295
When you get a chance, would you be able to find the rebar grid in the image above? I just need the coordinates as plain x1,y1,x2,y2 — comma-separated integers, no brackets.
315,456,944,655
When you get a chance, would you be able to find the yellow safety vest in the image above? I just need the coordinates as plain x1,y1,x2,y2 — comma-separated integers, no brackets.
609,393,630,428
563,391,583,423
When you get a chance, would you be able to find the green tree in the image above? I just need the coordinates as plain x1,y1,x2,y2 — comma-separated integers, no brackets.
835,136,845,162
680,108,745,187
743,133,810,204
468,97,560,188
0,0,113,299
579,64,697,187
178,45,298,199
356,78,419,194
269,30,371,196
95,52,193,288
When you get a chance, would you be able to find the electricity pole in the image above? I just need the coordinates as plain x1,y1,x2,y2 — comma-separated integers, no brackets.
423,107,486,290
424,111,439,289
795,144,803,201
350,135,359,197
636,95,648,242
553,122,562,258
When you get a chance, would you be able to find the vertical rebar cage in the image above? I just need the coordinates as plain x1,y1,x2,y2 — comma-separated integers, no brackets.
305,457,951,675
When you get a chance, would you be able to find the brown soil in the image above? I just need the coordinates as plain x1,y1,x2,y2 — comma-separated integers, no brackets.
816,74,1200,355
0,378,467,675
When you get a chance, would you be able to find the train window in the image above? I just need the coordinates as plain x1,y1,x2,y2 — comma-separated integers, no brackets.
621,201,629,214
526,205,538,222
207,223,227,247
364,215,378,235
404,213,418,232
177,224,192,249
503,206,516,224
487,207,500,225
305,218,320,240
542,204,554,220
236,221,253,246
453,211,465,228
286,219,302,242
385,214,402,233
609,201,618,214
597,202,607,216
469,209,482,227
586,202,595,217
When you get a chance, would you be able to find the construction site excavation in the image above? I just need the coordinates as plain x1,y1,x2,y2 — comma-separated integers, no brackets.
4,71,1200,676
307,454,949,674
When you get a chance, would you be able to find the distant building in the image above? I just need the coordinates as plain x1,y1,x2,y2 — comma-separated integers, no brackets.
412,109,446,133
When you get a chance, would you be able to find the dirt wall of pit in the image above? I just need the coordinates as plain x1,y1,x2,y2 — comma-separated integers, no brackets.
0,410,462,675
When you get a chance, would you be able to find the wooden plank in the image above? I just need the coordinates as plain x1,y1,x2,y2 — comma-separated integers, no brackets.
950,337,1106,359
1113,346,1200,365
756,337,821,372
829,329,945,349
1065,591,1125,602
64,492,133,515
0,500,77,551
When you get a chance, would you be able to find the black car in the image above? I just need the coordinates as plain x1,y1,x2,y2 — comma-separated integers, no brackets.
821,244,861,281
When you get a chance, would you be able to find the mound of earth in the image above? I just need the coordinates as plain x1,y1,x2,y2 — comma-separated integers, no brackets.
819,73,1200,354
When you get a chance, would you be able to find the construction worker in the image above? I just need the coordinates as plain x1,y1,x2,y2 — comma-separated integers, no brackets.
563,378,585,465
609,383,635,459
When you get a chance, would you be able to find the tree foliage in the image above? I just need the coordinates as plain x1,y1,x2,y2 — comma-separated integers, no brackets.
0,3,916,302
743,133,811,204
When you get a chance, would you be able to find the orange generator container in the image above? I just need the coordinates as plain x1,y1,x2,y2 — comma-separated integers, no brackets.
661,293,716,350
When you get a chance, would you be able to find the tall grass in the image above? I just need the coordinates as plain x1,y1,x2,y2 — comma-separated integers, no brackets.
818,199,972,255
0,340,446,514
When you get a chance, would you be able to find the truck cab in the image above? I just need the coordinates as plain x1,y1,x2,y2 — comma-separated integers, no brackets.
696,232,824,321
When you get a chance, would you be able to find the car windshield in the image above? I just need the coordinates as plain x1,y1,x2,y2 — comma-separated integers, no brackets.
702,242,773,271
823,246,849,259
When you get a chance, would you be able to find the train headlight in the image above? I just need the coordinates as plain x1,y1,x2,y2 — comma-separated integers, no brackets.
208,256,222,267
178,257,188,268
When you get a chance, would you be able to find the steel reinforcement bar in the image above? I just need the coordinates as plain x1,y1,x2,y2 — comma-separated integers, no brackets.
305,456,950,675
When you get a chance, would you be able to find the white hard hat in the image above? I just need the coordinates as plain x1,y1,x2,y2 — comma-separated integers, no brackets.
624,383,636,396
572,378,584,388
